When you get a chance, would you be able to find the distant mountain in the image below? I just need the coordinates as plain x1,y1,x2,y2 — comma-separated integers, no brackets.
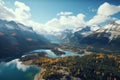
77,22,120,53
60,22,120,54
59,29,74,44
59,25,100,45
0,20,50,61
80,22,120,45
44,34,61,44
96,22,120,41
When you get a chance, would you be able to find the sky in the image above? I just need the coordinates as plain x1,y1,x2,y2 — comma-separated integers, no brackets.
0,0,120,34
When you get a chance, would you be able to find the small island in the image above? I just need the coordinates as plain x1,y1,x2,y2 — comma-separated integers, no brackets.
51,48,66,56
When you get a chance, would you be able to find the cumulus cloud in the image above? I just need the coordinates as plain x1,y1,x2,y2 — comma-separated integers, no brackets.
14,1,31,21
59,14,85,27
45,18,62,32
0,0,69,34
44,13,86,33
44,2,120,33
98,2,120,16
87,2,120,26
0,0,120,34
0,0,30,22
0,0,46,34
0,0,15,20
87,14,111,25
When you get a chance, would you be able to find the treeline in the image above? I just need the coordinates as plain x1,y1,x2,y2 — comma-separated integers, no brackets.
23,53,120,80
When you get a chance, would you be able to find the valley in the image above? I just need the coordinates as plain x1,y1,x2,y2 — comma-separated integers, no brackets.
18,21,120,80
0,0,120,80
0,19,120,80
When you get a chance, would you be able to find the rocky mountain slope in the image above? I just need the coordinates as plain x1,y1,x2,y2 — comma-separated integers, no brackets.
0,20,50,61
79,22,120,47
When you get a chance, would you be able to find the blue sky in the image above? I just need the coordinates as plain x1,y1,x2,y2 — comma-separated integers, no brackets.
0,0,120,33
3,0,120,23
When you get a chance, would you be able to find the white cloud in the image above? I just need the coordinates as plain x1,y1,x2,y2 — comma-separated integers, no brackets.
57,12,73,16
87,15,111,25
45,18,63,32
0,0,31,23
0,0,46,34
14,1,31,21
87,2,120,26
59,14,85,27
44,2,120,32
0,0,15,20
98,2,120,16
44,13,86,33
0,0,120,34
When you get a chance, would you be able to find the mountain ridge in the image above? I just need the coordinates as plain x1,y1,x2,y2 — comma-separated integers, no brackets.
59,22,120,54
0,19,51,61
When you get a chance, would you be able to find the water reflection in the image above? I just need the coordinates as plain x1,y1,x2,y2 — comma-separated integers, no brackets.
0,59,39,80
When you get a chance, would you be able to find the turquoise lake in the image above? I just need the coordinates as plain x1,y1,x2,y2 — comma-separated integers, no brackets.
0,59,39,80
0,48,83,80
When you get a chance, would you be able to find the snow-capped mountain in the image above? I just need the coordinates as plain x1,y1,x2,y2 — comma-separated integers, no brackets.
60,21,120,44
0,20,33,32
77,22,120,53
60,22,120,54
96,22,120,41
72,25,100,34
59,22,120,53
59,25,100,44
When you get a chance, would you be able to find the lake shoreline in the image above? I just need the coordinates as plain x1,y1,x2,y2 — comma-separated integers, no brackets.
34,68,46,80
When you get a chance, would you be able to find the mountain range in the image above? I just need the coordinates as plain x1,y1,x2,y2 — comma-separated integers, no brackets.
0,19,120,61
59,22,120,54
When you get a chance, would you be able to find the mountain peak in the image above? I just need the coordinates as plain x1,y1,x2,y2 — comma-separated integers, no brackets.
0,19,34,33
0,19,50,60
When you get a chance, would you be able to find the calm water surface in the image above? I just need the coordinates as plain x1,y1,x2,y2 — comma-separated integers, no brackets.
0,48,83,80
0,59,39,80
